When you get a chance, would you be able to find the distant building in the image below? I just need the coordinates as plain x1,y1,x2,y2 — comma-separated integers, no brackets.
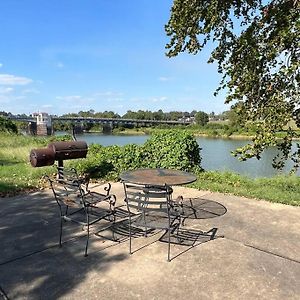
31,112,53,135
178,116,195,123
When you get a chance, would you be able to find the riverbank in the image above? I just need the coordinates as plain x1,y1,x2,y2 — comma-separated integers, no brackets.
109,127,300,142
0,133,299,206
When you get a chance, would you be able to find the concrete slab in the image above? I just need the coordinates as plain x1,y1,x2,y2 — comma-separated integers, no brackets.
0,182,299,299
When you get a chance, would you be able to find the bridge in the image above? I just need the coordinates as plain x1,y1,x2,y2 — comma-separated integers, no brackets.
9,115,192,135
9,115,191,125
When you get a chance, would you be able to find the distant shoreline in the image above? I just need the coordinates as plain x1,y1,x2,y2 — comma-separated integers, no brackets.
69,129,300,141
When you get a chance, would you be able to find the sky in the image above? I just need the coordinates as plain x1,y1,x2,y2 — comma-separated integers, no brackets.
0,0,230,116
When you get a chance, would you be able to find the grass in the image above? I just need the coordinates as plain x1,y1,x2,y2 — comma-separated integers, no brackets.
0,133,299,206
192,171,300,206
0,133,68,196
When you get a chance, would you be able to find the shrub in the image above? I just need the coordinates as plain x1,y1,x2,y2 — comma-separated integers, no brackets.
0,116,18,134
142,130,201,171
71,130,202,179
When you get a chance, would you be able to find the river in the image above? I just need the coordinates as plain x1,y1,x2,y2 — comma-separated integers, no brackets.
71,132,298,178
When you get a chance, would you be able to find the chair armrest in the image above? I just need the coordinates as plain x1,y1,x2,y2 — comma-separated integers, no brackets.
84,191,116,207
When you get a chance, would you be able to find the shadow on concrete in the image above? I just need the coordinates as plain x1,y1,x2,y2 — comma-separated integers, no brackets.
0,193,227,298
181,197,227,220
96,201,222,262
0,191,128,299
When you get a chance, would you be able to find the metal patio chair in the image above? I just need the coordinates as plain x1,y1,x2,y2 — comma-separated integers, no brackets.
123,182,182,262
47,172,116,256
56,166,91,194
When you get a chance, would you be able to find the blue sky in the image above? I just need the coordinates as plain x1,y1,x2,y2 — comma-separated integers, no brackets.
0,0,229,116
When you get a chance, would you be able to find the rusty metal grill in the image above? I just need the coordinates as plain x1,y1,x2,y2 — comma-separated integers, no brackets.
30,141,88,168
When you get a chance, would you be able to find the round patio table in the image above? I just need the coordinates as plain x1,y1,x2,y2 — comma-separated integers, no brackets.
119,168,197,186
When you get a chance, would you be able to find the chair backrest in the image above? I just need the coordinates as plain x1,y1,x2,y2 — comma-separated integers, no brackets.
47,176,85,208
56,166,90,193
123,183,172,215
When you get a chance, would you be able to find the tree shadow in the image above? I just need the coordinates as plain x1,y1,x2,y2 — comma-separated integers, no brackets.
0,191,128,299
0,193,228,297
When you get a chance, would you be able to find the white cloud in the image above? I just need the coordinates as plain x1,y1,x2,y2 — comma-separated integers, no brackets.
0,87,14,104
94,91,123,97
0,74,33,85
0,87,14,94
93,91,124,102
56,95,83,102
0,63,3,68
56,95,95,107
15,95,26,100
42,104,53,109
22,88,40,94
151,96,167,103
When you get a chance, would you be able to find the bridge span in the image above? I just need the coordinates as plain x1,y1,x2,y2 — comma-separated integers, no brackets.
9,115,191,125
9,114,192,135
52,116,191,126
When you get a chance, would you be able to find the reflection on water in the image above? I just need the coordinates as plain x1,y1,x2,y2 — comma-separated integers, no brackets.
65,132,299,178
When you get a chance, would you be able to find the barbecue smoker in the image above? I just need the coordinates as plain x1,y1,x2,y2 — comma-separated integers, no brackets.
30,141,88,170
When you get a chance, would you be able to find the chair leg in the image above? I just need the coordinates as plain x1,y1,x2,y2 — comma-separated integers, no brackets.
59,216,63,248
167,228,171,262
85,213,90,257
129,217,132,254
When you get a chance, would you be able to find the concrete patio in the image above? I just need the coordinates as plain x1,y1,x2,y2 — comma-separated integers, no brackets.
0,182,299,299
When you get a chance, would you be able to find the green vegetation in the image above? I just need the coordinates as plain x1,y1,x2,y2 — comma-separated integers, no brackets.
71,130,202,180
166,0,300,169
0,131,299,206
0,116,18,133
111,122,255,138
192,171,300,206
0,133,72,196
195,111,209,126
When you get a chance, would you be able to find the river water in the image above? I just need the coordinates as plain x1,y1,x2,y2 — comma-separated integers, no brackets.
72,132,298,178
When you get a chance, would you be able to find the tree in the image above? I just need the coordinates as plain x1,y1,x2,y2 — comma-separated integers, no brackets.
153,109,165,120
195,111,209,126
166,0,300,169
0,116,18,134
227,102,247,130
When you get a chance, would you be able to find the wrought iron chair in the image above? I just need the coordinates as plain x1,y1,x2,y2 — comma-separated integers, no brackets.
123,182,182,262
56,166,91,194
46,171,116,256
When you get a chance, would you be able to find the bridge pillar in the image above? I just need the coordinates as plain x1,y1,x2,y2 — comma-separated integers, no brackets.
31,112,53,136
28,122,37,135
72,123,84,134
102,122,113,134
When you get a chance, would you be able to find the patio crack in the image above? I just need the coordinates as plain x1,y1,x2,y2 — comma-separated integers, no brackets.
223,237,300,264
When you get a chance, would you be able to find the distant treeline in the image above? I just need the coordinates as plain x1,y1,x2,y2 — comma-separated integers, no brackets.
58,109,195,120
